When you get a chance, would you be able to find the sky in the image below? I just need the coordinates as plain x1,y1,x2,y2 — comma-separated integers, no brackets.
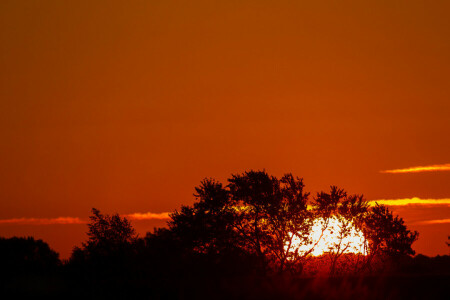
1,0,449,259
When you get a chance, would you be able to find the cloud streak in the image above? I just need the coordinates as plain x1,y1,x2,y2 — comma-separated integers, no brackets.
413,218,450,225
0,211,171,226
1,202,448,226
0,217,85,225
369,197,450,207
381,163,450,174
125,212,170,220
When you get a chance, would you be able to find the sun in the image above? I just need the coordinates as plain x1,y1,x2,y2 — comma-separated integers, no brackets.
286,217,367,257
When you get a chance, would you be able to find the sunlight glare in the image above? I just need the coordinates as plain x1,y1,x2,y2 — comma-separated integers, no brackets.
287,217,367,257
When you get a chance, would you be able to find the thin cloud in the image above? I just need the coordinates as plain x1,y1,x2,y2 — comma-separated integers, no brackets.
0,217,85,225
381,163,450,174
413,218,450,225
369,197,450,207
0,211,171,226
126,212,170,220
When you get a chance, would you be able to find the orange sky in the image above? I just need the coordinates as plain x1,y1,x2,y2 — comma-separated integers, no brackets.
1,1,449,258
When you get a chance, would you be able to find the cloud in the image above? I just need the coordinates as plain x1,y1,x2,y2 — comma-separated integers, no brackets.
125,212,170,220
413,218,450,225
369,197,450,207
381,163,450,174
0,211,171,226
0,217,85,225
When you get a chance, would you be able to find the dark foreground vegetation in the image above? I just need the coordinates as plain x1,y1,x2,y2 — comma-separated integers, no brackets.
1,171,449,299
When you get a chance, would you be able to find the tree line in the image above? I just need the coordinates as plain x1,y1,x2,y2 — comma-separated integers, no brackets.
2,170,449,299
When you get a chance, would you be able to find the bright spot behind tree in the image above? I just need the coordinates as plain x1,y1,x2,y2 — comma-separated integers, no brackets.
287,217,367,257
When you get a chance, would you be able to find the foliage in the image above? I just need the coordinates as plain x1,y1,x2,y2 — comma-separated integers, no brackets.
310,187,369,275
84,208,136,252
0,236,60,277
167,170,419,276
362,204,419,272
61,170,420,279
228,171,312,273
68,208,137,277
1,170,439,298
168,179,238,256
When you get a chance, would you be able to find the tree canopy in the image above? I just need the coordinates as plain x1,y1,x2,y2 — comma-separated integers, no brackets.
165,170,419,275
0,236,60,277
0,170,439,299
65,170,419,278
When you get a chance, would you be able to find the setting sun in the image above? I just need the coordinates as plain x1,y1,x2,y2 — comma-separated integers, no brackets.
287,217,367,257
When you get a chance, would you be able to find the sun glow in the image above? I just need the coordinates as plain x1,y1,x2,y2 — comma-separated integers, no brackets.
287,217,367,257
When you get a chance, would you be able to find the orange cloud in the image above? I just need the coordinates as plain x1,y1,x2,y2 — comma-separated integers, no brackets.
125,212,170,220
0,211,172,226
381,163,450,174
413,219,450,225
369,198,450,206
0,217,85,225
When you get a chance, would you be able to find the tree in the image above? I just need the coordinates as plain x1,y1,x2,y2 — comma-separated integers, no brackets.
167,172,313,274
228,171,312,273
0,236,59,277
362,204,419,272
69,208,137,276
150,171,417,275
168,179,239,256
310,186,369,275
164,179,262,279
83,208,136,254
164,170,419,276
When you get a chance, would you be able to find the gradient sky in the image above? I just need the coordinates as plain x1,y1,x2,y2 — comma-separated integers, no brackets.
1,1,449,258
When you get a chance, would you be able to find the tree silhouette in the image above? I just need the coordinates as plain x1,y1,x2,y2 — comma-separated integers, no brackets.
362,204,419,272
69,208,137,278
310,187,369,275
78,208,137,256
0,236,59,278
169,179,239,256
166,178,260,279
67,170,420,280
1,171,445,298
166,171,313,274
164,170,419,275
228,171,312,273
